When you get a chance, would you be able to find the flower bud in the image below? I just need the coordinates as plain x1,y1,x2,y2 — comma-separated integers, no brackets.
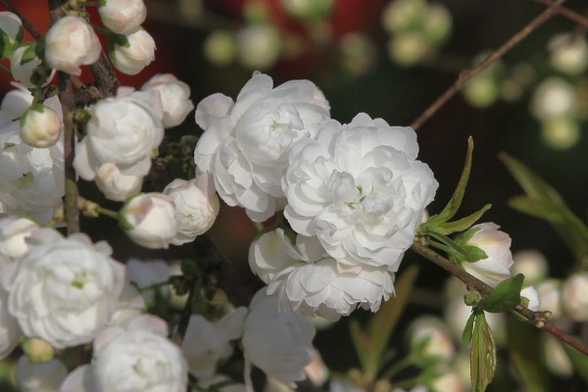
0,216,38,289
121,193,177,249
423,4,452,46
520,286,540,311
20,104,62,148
163,176,219,245
548,33,588,76
537,279,562,319
95,163,143,202
10,45,55,88
531,77,575,120
512,250,548,286
15,356,67,391
237,25,281,70
561,273,588,321
408,317,455,361
463,223,513,287
388,33,430,66
543,336,573,377
111,28,156,75
382,0,426,33
99,0,147,35
45,16,101,76
463,73,499,108
541,116,580,150
22,338,55,363
142,74,194,128
204,30,236,66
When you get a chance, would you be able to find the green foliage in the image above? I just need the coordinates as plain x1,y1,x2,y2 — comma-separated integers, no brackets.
507,318,549,392
564,344,588,385
349,265,419,382
500,153,588,265
477,274,524,313
463,311,496,392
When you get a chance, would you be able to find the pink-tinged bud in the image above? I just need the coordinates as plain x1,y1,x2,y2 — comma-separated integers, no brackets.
99,0,147,35
20,105,62,148
111,28,156,75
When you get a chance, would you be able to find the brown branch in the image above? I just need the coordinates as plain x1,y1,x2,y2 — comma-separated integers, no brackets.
49,0,80,233
91,56,119,97
0,0,41,40
412,241,588,356
410,0,565,130
534,0,588,29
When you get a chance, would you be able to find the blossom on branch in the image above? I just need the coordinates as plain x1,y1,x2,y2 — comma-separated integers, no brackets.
142,74,194,128
111,28,156,76
98,0,147,35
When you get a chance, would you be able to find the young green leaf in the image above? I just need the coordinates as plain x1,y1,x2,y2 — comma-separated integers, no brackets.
19,44,37,65
477,274,524,313
462,311,477,344
434,203,492,235
470,312,496,392
349,320,371,374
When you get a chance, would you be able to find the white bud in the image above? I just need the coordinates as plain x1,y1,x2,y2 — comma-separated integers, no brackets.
111,28,156,75
512,250,548,285
549,33,588,76
531,77,575,120
20,105,62,148
95,163,143,202
237,25,281,70
15,356,67,391
0,11,23,41
99,0,147,35
163,175,219,245
408,317,455,361
382,0,426,33
520,286,540,311
562,273,588,321
543,336,573,377
388,33,430,66
121,193,177,249
142,74,194,128
10,45,55,88
537,279,562,319
541,116,580,150
204,30,237,66
45,16,101,76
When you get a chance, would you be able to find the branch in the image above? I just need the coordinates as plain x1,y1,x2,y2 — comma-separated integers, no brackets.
411,241,588,356
91,55,119,97
534,0,588,29
409,0,565,130
0,0,41,40
49,0,80,233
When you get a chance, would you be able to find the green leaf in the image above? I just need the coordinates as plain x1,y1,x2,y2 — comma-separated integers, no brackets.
435,203,492,235
470,312,496,392
508,196,564,223
477,274,524,313
428,136,474,225
19,44,37,65
462,311,476,344
507,317,549,392
363,265,419,380
461,244,488,263
349,320,371,373
564,344,588,384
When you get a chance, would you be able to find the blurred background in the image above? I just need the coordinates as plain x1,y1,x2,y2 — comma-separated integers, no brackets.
3,0,588,390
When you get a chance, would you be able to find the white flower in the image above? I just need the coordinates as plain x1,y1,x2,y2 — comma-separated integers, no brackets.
0,88,64,224
163,175,220,245
112,28,156,75
182,307,247,379
95,162,143,202
250,229,394,320
61,319,187,392
537,279,562,319
0,216,38,289
462,223,513,287
520,286,540,312
548,33,588,76
283,114,437,268
194,72,330,222
126,258,171,305
10,45,56,88
99,0,147,35
561,273,588,321
20,105,62,148
531,77,575,120
242,290,315,385
0,288,20,359
8,229,125,349
408,317,455,360
45,16,101,76
0,11,23,41
512,249,548,286
74,89,163,181
142,74,194,128
15,356,67,392
107,283,146,328
120,193,178,249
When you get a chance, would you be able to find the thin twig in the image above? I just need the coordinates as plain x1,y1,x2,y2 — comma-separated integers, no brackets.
49,0,80,234
534,0,588,29
0,0,42,40
411,241,588,356
410,0,565,130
